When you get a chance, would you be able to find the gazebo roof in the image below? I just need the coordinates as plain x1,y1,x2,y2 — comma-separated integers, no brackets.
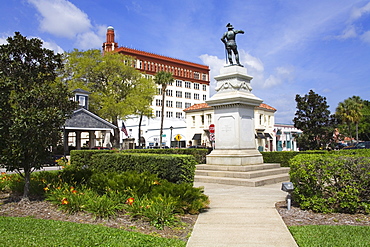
64,108,117,131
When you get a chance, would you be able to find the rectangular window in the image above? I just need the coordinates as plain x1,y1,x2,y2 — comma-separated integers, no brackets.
203,95,207,101
166,89,173,97
194,83,200,90
194,93,199,100
201,115,204,125
185,92,191,99
157,88,162,95
176,91,182,98
192,116,195,126
156,99,162,106
207,114,212,125
202,84,207,91
156,111,161,117
166,100,173,107
185,81,191,88
175,80,182,87
176,112,183,118
202,74,207,81
176,101,182,108
185,102,191,108
166,111,173,118
194,72,200,79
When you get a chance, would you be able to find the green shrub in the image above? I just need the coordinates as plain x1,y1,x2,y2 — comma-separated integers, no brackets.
122,148,210,164
261,151,328,167
290,154,370,214
126,194,177,229
89,153,196,184
69,149,116,169
42,170,209,228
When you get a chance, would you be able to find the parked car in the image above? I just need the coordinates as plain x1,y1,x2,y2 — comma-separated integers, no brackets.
334,142,348,150
343,141,370,149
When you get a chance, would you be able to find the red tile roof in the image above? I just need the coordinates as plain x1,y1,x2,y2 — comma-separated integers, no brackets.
259,103,277,111
183,103,213,112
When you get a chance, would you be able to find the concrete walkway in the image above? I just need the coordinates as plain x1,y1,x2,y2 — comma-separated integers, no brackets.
187,182,298,247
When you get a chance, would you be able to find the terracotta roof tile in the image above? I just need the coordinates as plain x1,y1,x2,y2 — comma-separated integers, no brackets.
183,103,212,112
259,103,277,111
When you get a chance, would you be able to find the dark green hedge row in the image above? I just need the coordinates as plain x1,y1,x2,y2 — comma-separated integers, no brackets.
261,149,370,167
122,148,210,164
69,150,197,184
261,151,328,167
290,154,370,214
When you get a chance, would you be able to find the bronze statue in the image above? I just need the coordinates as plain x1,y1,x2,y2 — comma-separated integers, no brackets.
221,23,244,66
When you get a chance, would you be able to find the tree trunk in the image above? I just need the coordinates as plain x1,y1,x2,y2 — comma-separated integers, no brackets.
112,117,120,148
159,86,166,148
22,166,31,201
138,114,143,147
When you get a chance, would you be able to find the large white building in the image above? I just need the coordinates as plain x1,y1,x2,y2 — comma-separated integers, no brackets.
102,27,210,148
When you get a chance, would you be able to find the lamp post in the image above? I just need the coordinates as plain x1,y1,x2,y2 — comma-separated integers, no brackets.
170,126,173,148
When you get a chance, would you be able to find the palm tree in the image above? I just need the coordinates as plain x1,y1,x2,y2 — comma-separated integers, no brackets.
154,71,174,148
336,96,363,143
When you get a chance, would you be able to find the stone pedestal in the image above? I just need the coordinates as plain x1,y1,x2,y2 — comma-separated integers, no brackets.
206,65,263,165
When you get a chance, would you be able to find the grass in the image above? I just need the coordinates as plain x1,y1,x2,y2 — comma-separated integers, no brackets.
289,225,370,247
0,216,186,247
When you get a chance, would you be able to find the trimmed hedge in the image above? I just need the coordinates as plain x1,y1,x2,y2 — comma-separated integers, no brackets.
290,154,370,214
261,150,328,167
122,148,210,164
70,150,197,184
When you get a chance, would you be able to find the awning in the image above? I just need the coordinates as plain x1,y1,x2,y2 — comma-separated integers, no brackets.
264,133,273,139
192,133,201,140
256,133,265,139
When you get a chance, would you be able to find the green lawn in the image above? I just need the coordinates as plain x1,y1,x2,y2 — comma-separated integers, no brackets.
0,216,185,247
289,225,370,247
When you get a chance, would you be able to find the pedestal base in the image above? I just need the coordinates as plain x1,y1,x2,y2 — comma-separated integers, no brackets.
206,149,263,166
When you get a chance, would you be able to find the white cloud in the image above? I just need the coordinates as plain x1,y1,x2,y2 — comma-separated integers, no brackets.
361,30,370,43
335,25,357,39
42,40,64,54
0,37,7,45
350,2,370,20
239,50,264,72
28,0,92,39
199,54,224,96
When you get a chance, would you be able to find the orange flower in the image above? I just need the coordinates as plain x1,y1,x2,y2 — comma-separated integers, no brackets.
1,172,6,175
126,197,134,205
153,180,160,185
61,198,69,205
43,187,49,191
71,190,77,194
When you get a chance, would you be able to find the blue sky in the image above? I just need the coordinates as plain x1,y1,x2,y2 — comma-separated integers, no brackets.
1,0,370,124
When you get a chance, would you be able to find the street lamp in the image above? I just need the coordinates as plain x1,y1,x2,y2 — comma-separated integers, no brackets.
170,126,173,148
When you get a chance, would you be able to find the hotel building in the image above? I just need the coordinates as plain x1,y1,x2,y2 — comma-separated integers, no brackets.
102,26,210,148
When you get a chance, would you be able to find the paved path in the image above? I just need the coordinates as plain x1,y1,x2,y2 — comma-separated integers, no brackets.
187,182,298,247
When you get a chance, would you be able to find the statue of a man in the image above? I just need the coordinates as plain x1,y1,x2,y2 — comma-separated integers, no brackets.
221,23,244,66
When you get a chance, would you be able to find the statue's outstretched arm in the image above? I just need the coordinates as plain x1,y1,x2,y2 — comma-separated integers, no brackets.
236,30,245,34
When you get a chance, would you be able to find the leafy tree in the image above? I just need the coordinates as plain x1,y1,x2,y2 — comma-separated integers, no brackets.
153,71,174,148
293,90,332,150
335,96,363,143
358,100,370,141
61,49,156,147
0,32,77,199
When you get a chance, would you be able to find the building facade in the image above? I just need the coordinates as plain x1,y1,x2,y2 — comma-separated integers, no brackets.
102,26,210,148
183,103,278,151
274,123,302,151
